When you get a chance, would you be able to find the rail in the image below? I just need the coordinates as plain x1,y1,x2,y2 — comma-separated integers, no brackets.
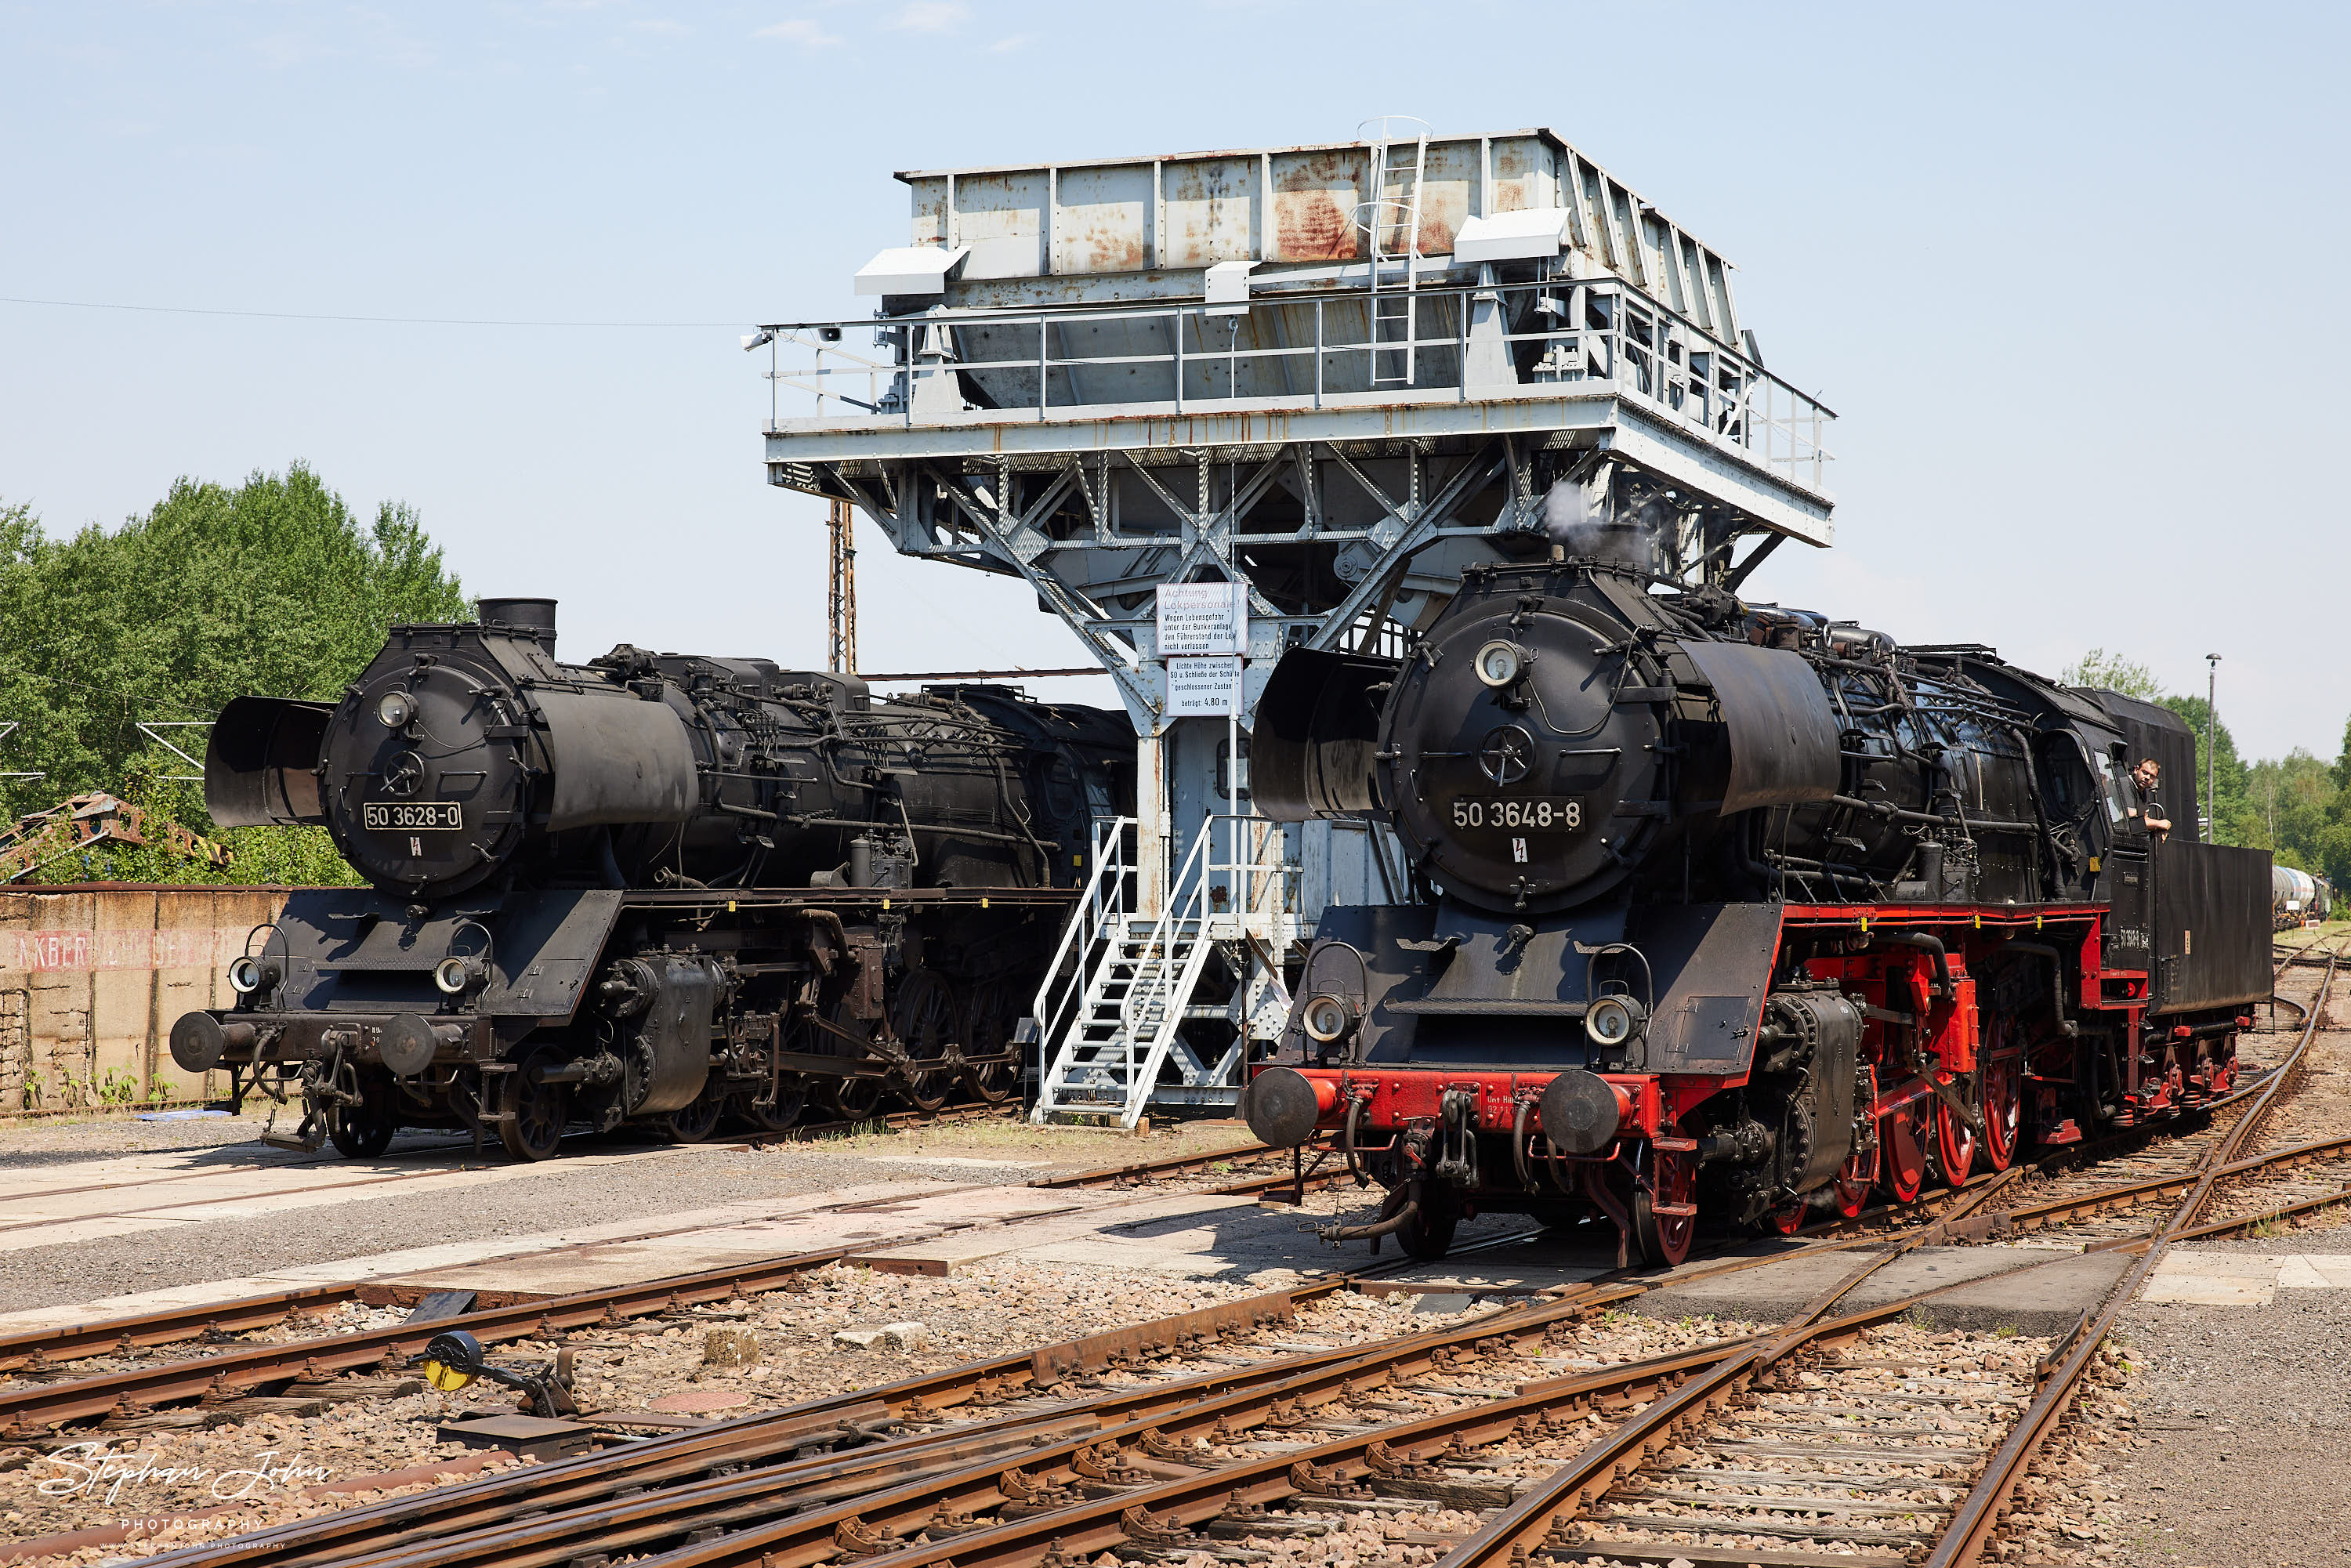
1924,952,2339,1566
755,274,1833,494
73,1095,2334,1568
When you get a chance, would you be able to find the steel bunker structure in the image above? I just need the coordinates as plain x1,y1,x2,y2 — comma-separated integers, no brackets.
755,121,1837,1126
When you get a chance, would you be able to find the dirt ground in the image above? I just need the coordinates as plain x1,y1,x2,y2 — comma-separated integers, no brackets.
2051,951,2351,1568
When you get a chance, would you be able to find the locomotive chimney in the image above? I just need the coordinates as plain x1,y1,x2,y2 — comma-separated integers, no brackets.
478,597,558,653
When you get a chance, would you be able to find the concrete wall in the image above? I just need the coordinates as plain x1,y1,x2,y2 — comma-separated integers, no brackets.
0,885,293,1110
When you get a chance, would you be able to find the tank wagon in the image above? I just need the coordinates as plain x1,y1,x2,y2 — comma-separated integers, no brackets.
1241,560,2273,1263
168,599,1129,1159
2273,865,2333,929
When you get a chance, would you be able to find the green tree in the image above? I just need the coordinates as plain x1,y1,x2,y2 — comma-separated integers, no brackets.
2060,650,2163,701
2320,717,2351,891
2158,694,2251,845
0,465,469,883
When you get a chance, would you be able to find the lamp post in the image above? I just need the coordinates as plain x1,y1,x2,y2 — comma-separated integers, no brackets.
2205,654,2221,843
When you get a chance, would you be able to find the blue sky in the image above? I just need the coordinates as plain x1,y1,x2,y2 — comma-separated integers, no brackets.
2,2,2345,759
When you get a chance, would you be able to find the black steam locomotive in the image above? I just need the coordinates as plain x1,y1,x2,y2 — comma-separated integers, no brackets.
169,599,1129,1159
1243,560,2270,1264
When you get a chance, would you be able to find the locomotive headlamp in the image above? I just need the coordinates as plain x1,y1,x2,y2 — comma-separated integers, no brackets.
228,955,282,995
1585,994,1647,1048
433,955,487,996
1473,640,1528,689
375,690,415,729
1301,993,1358,1044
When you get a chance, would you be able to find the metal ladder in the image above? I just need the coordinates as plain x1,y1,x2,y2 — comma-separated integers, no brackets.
1360,116,1430,387
1029,817,1221,1129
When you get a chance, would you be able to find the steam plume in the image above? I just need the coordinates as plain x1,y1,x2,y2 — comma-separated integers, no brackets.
1541,478,1665,573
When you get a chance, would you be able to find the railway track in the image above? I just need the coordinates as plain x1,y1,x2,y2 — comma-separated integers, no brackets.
0,1150,1962,1421
97,1177,2019,1568
0,1099,1027,1379
220,967,2327,1568
1028,1137,1346,1199
8,962,2339,1565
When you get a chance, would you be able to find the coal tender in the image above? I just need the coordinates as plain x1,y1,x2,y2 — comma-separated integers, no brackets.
1244,559,2272,1264
171,599,1129,1159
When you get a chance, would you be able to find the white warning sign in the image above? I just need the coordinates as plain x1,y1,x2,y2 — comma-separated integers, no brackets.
1155,581,1248,657
1165,654,1244,717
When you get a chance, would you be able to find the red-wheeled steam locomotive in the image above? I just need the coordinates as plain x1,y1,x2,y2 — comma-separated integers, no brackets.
1241,559,2270,1265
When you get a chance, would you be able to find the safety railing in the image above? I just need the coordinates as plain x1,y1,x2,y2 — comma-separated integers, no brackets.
1028,813,1136,1087
755,274,1832,492
1028,811,1291,1124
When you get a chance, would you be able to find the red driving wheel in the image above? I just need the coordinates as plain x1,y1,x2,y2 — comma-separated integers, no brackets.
1980,1050,2024,1172
1881,1094,1930,1204
1832,1133,1879,1219
1933,1089,1977,1190
1633,1148,1697,1267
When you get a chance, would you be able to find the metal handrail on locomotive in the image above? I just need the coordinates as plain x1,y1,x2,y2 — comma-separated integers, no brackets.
1242,559,2272,1265
168,598,1132,1160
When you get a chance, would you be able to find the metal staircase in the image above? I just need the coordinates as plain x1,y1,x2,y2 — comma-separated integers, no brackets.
1029,815,1290,1129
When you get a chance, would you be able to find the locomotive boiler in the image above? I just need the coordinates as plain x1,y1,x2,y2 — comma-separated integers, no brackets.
169,599,1129,1159
1244,559,2271,1263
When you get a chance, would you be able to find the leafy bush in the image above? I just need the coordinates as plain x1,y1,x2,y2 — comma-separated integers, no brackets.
0,465,467,885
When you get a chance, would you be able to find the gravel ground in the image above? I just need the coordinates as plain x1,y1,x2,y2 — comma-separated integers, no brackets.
0,1262,1492,1561
2055,962,2351,1568
2095,1263,2351,1566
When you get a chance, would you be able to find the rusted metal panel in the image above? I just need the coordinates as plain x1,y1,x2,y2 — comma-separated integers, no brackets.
1053,163,1154,274
890,129,1739,312
1487,134,1554,214
1160,156,1257,268
1269,146,1366,263
907,175,948,247
1396,139,1478,258
952,168,1048,279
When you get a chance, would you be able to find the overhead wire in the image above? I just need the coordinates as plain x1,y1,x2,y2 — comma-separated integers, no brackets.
0,296,741,328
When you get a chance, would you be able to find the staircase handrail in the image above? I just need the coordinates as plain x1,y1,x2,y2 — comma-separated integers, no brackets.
1129,812,1217,1027
1030,814,1133,1056
1106,814,1220,1125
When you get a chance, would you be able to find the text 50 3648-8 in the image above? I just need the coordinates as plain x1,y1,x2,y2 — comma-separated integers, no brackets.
1449,796,1583,831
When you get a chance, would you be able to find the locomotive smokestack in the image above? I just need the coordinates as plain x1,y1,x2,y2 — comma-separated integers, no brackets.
478,597,558,653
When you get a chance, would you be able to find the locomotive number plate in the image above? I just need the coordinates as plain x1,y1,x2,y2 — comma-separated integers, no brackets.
364,802,462,832
1449,796,1585,831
